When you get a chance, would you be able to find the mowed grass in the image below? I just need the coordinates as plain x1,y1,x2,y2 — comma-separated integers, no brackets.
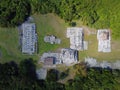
0,13,120,63
0,27,35,63
77,26,120,62
0,13,69,63
33,13,69,56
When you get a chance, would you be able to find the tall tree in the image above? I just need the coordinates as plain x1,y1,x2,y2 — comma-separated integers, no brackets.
0,0,31,27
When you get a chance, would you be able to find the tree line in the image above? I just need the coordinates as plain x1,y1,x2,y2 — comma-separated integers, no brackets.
0,0,31,27
0,0,120,39
30,0,99,25
0,59,119,90
1,0,96,26
30,0,120,39
65,63,120,90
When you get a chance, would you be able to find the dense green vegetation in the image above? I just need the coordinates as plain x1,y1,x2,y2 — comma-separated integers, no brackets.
0,0,120,38
66,63,120,90
0,59,119,90
0,58,65,90
0,0,31,27
30,0,120,39
30,0,99,24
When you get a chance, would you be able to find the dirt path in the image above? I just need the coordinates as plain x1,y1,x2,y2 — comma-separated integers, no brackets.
82,26,97,35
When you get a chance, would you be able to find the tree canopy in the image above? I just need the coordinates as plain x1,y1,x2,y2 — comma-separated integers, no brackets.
0,0,120,39
30,0,120,39
65,66,120,90
0,59,120,90
0,0,31,27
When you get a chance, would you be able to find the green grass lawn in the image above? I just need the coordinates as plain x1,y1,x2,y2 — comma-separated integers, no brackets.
33,13,69,55
0,13,120,63
0,27,34,63
0,13,69,63
78,28,120,62
79,37,120,62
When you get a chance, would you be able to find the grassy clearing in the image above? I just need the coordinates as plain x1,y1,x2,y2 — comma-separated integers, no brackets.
73,18,120,61
0,27,31,63
0,13,120,63
0,13,69,63
33,13,69,56
76,26,120,62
